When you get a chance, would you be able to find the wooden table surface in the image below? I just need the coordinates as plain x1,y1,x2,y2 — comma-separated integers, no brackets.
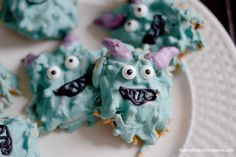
201,0,235,43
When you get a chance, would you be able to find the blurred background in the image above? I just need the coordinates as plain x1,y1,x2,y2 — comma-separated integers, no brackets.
201,0,235,43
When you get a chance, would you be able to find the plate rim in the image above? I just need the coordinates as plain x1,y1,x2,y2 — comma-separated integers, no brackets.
181,0,236,156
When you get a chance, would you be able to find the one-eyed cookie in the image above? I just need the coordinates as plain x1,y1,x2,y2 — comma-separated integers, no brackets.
94,0,203,53
0,117,40,157
0,64,21,113
0,0,78,40
93,39,179,155
24,34,102,133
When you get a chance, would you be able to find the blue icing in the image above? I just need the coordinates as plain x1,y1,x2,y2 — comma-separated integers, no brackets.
0,117,40,157
25,40,102,133
0,64,21,113
93,43,173,152
95,0,204,52
0,0,78,40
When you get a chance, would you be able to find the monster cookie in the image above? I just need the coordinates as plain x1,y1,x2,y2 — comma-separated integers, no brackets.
24,34,102,133
0,0,78,40
93,39,179,154
94,0,203,53
0,64,21,113
0,117,40,157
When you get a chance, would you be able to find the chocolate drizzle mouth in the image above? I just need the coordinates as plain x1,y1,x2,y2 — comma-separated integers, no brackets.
119,86,159,106
26,0,48,5
142,15,165,45
0,125,13,156
54,73,90,97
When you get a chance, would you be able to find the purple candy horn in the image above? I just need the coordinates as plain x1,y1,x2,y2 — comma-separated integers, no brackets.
94,13,126,30
102,38,132,60
23,53,39,68
63,33,79,47
144,47,180,70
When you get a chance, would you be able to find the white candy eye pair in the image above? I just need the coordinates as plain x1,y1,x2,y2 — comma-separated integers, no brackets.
122,65,155,80
47,56,79,80
124,4,148,32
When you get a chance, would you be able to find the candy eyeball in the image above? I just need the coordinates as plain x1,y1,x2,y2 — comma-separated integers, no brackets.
134,4,149,18
47,66,61,80
124,20,139,32
122,65,136,80
141,65,155,80
65,56,79,69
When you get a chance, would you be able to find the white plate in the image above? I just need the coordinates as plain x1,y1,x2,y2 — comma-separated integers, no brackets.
0,0,236,157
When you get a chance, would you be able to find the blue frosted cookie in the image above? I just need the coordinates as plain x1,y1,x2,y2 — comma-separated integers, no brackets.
23,34,102,133
0,117,40,157
0,64,21,113
93,38,179,154
0,0,78,40
94,0,203,53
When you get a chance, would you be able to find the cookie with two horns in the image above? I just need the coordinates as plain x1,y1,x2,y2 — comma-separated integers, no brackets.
94,0,203,53
23,34,102,133
93,38,179,155
0,0,78,40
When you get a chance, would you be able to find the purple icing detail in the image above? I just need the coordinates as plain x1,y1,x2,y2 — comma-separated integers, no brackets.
102,38,132,60
63,33,79,47
23,53,39,67
0,125,13,156
145,47,180,69
94,13,126,30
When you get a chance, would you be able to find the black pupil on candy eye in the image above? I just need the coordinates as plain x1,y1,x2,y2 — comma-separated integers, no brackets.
145,69,151,75
69,59,73,63
127,69,133,75
51,70,56,75
128,22,131,26
138,8,142,12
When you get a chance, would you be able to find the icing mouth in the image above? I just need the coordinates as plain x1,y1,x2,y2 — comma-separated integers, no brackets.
119,86,159,106
142,15,165,45
54,74,90,97
26,0,48,5
0,125,13,156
